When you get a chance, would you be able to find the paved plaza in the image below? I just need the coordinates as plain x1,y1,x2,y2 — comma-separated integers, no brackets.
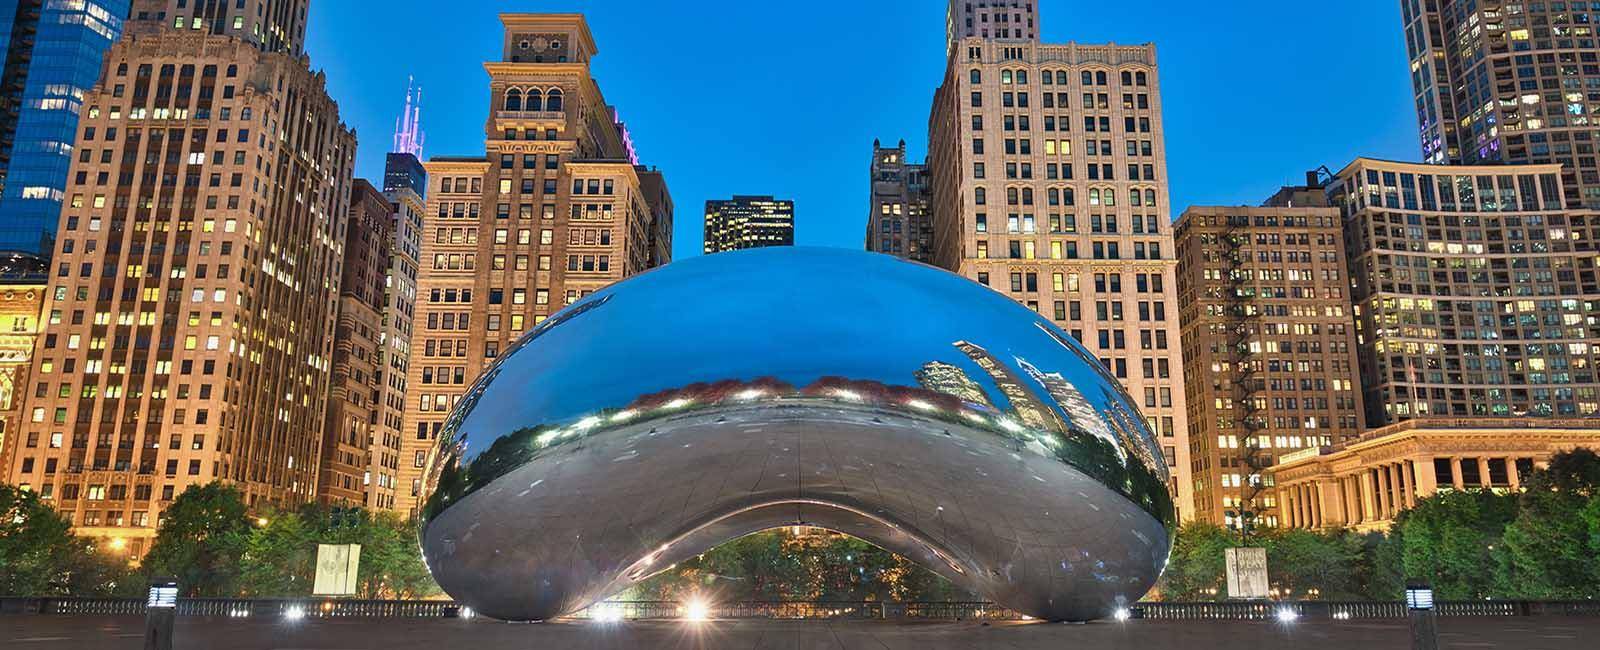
0,615,1594,649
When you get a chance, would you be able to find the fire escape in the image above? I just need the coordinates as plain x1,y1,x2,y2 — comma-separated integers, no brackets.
1222,216,1269,540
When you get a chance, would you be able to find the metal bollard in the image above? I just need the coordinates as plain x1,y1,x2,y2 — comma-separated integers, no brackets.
144,578,178,650
1405,579,1439,650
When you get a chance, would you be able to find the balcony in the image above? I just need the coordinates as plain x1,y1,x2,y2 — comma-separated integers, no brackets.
495,110,565,123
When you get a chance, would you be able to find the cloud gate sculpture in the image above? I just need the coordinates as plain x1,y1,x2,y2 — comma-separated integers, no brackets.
419,247,1174,622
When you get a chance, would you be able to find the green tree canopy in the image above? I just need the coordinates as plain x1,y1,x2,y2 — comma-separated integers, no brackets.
0,484,136,596
141,482,252,596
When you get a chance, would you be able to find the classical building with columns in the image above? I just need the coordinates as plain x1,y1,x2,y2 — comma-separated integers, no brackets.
1268,418,1600,532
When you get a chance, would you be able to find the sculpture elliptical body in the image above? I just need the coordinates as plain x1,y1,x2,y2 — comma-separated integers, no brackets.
419,248,1174,621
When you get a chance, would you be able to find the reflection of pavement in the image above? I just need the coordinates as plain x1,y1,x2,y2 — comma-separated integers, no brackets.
426,402,1168,621
2,616,1592,649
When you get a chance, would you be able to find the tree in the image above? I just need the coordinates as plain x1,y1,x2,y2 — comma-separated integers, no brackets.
1396,489,1518,600
0,483,79,595
0,484,136,596
1154,521,1234,600
1262,528,1364,600
1495,449,1600,598
235,508,316,597
141,482,251,596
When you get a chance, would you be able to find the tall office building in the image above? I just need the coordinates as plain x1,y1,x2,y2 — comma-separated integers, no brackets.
2,1,355,553
380,98,426,517
318,180,394,508
927,1,1192,519
1174,198,1364,529
703,195,794,254
399,13,672,515
0,271,47,477
1329,157,1600,424
946,0,1038,52
0,0,129,255
866,139,933,262
1402,0,1600,208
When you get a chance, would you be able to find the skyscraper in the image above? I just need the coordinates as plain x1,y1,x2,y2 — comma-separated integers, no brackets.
398,13,673,516
2,0,355,553
1328,157,1600,424
0,0,129,255
1402,0,1600,208
703,195,794,254
866,139,933,262
381,96,426,517
927,1,1192,519
1174,198,1364,529
319,180,394,509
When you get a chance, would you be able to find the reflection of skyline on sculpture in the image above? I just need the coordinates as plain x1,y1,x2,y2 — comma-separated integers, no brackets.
421,248,1173,623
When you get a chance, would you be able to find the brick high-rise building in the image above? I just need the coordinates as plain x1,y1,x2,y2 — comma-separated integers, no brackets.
318,180,393,508
1401,0,1600,208
0,0,129,254
866,139,933,262
703,195,794,254
927,2,1192,519
1174,198,1364,530
398,13,672,516
1329,158,1600,424
2,0,355,554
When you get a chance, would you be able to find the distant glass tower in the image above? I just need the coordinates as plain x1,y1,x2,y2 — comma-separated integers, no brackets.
703,195,795,253
0,0,130,255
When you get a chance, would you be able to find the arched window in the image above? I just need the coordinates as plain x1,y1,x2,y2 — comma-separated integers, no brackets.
1001,70,1013,84
1021,188,1034,205
1145,189,1157,206
1130,189,1142,206
1041,71,1053,85
974,188,987,205
1016,70,1028,84
970,69,981,84
1063,188,1075,206
1136,71,1148,86
547,89,563,111
1056,71,1068,85
1089,189,1101,205
527,89,543,112
1081,71,1093,86
504,88,522,111
1121,70,1133,85
1103,188,1116,206
1096,71,1108,85
1047,188,1060,205
1006,187,1020,205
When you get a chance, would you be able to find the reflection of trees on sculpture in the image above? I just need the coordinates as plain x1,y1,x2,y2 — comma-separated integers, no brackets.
425,368,1176,529
623,529,973,603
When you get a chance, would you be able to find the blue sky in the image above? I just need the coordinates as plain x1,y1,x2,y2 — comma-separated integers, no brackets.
306,0,1418,261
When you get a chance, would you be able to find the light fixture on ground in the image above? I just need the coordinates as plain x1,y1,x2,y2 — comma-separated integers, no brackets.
419,248,1176,622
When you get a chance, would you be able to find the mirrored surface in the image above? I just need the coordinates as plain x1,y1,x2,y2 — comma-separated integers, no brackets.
420,247,1174,621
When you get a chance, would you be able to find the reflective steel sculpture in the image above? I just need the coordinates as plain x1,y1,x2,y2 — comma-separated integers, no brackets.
420,248,1174,622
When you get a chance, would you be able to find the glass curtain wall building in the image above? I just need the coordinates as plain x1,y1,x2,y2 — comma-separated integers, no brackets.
0,0,129,255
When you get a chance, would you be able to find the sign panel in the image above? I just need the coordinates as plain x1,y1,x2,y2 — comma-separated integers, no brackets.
1224,547,1269,600
313,544,362,597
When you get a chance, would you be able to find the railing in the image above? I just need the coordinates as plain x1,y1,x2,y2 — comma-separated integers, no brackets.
3,597,1599,621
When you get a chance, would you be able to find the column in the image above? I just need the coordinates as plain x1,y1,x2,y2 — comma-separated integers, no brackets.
1360,470,1378,522
1415,455,1439,497
1507,457,1521,490
1451,457,1465,490
1478,457,1492,488
1377,467,1393,520
1312,483,1324,528
1398,461,1414,509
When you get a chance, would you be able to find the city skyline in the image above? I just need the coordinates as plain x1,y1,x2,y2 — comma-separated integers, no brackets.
306,1,1419,261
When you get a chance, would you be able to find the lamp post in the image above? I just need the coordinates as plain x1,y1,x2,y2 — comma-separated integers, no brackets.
1405,579,1438,650
144,577,178,650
